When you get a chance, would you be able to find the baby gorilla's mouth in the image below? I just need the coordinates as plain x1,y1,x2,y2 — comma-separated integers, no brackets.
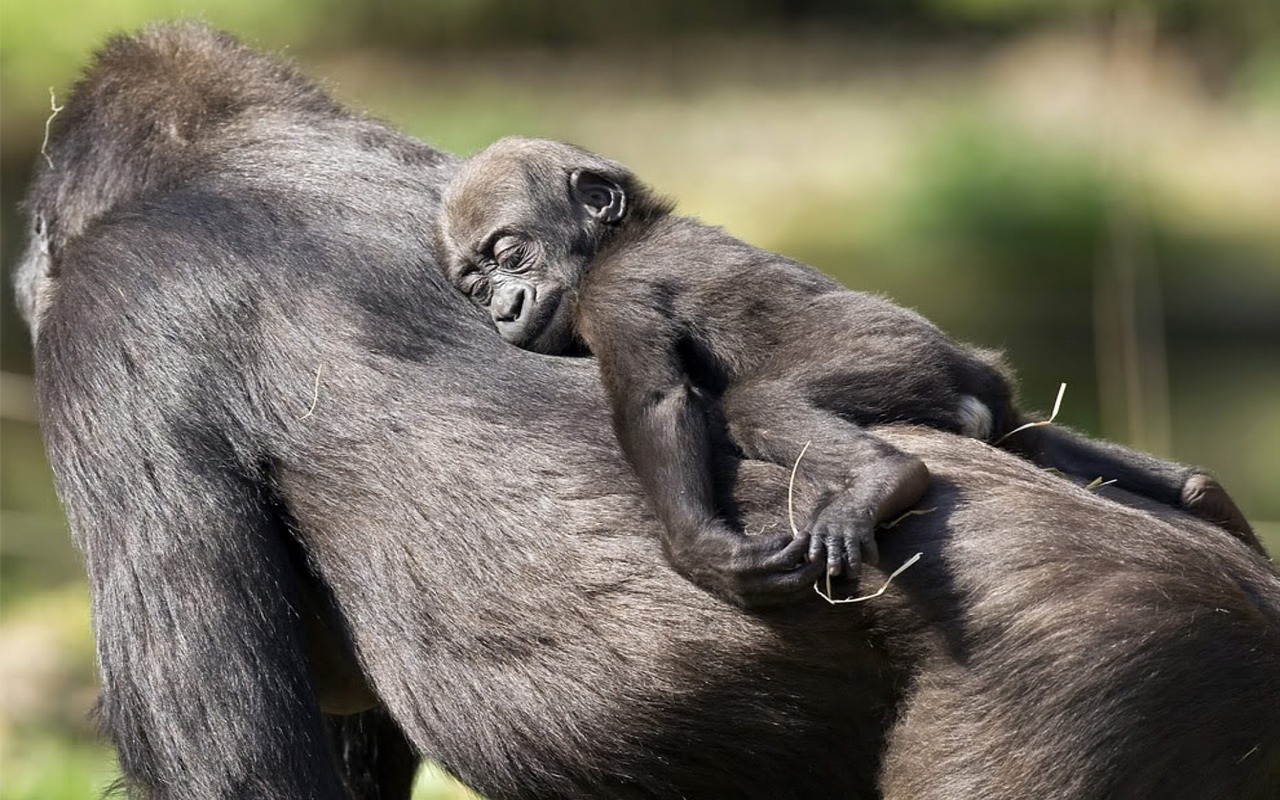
495,290,546,347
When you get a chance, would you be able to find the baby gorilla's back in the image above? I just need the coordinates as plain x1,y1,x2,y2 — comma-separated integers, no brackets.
749,289,1016,441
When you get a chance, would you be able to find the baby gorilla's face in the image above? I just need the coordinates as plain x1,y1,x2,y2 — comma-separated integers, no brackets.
439,138,629,355
445,222,580,355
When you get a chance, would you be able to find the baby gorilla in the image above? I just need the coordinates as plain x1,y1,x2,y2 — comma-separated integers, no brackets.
440,137,1255,609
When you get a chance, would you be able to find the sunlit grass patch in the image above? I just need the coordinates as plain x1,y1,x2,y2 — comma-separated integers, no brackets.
0,737,118,800
415,762,485,800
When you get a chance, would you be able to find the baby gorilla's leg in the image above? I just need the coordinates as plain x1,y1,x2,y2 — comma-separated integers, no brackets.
1001,422,1261,553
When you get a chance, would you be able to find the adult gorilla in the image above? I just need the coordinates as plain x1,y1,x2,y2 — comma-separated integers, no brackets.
14,22,1279,800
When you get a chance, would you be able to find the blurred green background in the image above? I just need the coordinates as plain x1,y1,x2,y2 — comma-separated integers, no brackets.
1,1,1277,797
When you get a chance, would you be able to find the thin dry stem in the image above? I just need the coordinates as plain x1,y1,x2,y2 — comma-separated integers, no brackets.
881,506,937,530
41,88,64,169
815,552,923,605
1084,477,1117,491
298,365,323,420
995,382,1067,445
787,441,812,538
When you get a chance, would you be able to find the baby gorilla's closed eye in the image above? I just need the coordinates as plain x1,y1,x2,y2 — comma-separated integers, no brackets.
493,236,529,270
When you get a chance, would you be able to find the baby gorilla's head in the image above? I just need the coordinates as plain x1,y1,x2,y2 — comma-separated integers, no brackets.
440,137,632,355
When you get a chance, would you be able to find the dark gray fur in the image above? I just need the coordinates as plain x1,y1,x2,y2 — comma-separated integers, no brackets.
14,22,1280,800
438,137,1260,607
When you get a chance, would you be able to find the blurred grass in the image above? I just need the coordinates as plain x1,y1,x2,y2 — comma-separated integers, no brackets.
0,0,333,137
0,749,480,800
0,743,480,800
0,590,478,798
0,739,116,800
2,3,1278,797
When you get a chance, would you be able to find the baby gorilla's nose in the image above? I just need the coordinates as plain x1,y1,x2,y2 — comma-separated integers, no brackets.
493,283,528,323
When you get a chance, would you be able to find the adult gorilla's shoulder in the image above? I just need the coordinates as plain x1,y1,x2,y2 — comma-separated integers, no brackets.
16,21,1280,800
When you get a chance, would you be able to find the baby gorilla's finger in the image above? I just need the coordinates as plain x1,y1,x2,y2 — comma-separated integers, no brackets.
747,535,823,599
807,528,827,566
762,560,824,596
840,527,867,577
825,530,846,577
860,533,880,569
760,534,811,570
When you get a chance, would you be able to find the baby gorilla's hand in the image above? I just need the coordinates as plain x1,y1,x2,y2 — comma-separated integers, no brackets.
668,525,823,609
808,454,930,578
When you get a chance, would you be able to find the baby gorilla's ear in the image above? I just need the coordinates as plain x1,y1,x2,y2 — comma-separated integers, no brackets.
570,170,626,224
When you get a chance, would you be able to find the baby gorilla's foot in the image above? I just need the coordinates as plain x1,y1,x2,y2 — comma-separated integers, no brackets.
1180,473,1263,554
808,454,930,578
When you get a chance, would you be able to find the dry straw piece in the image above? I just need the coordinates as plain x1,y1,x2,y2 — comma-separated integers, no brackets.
787,441,813,539
41,88,64,169
298,365,323,420
995,382,1068,446
815,551,923,606
882,507,937,529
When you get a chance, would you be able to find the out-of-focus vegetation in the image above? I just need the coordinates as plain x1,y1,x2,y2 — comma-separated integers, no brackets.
1,1,1277,797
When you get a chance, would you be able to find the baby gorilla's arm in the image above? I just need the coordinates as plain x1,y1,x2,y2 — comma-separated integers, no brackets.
587,307,822,609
